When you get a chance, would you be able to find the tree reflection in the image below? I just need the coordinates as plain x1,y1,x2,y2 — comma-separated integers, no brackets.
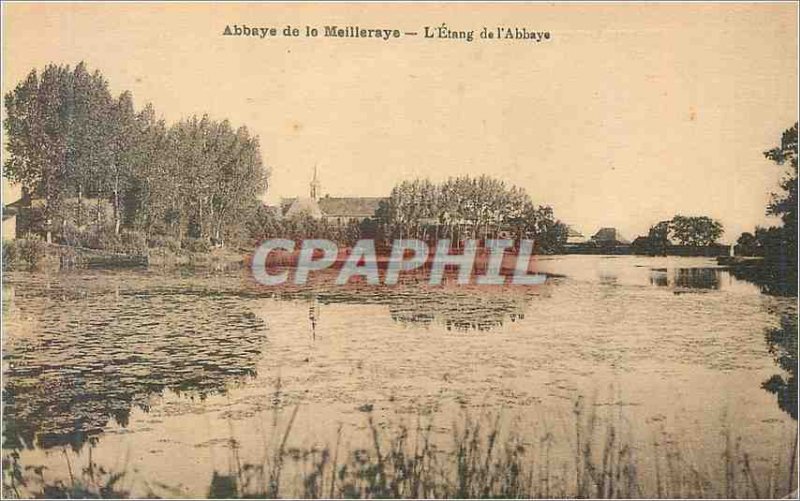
273,283,534,332
3,288,266,451
387,294,528,331
762,314,798,419
673,268,720,289
647,268,722,290
728,265,797,297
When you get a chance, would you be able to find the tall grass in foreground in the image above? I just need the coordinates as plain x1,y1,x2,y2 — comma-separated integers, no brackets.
3,396,796,499
205,397,797,499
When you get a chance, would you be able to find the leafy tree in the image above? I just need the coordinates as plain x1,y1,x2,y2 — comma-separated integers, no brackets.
376,175,565,253
5,63,270,249
735,231,760,257
765,123,798,229
122,103,169,233
5,66,70,242
762,123,797,287
669,215,724,246
103,91,140,234
646,220,672,255
732,124,798,295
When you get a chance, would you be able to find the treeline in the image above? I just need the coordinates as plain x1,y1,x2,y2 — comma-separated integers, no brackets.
635,215,724,255
374,176,568,253
246,175,569,254
4,62,268,247
4,65,568,255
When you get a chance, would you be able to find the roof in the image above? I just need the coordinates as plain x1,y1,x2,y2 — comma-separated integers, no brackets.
280,198,297,215
317,197,386,218
592,227,630,244
284,197,323,218
3,198,23,221
262,204,282,218
566,226,584,238
4,198,27,209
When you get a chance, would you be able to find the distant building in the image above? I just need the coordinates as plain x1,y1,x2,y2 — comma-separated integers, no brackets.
279,168,386,223
2,200,20,240
630,236,652,254
591,227,630,246
3,189,116,242
3,193,37,239
282,197,323,219
317,196,385,223
565,226,587,245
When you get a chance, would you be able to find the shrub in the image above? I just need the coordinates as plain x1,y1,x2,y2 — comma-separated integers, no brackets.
119,230,147,254
2,241,17,270
59,222,83,247
183,237,211,253
2,236,47,270
147,234,182,253
81,225,121,251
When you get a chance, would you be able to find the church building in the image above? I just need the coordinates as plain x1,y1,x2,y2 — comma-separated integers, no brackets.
279,167,387,224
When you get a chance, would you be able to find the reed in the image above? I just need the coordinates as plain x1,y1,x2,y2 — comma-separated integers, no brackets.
3,397,796,499
204,398,796,499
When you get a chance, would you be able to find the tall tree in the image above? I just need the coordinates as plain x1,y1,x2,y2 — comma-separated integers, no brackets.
669,215,723,247
5,63,271,247
760,123,798,291
103,91,140,234
765,123,798,229
6,65,70,242
377,175,565,253
4,62,118,241
647,220,672,255
208,124,268,245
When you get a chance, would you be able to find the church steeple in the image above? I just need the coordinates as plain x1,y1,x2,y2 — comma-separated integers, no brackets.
310,165,321,200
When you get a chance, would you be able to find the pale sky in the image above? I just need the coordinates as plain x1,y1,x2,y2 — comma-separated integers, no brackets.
2,2,797,241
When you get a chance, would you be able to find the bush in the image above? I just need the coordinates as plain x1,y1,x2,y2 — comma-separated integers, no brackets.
147,234,182,253
59,222,83,247
2,236,47,270
2,241,17,269
81,225,121,251
119,230,147,254
183,237,211,253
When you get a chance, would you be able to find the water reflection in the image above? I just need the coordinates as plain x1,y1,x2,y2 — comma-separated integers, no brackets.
270,283,535,333
3,283,267,450
648,268,721,290
728,265,798,297
387,293,528,331
762,314,798,420
673,268,720,289
1,256,793,459
271,277,548,335
649,269,669,287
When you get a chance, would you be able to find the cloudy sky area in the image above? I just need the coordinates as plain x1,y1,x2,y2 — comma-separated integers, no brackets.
3,3,797,241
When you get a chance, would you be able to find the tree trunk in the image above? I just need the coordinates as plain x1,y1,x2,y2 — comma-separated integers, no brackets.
114,169,121,234
45,183,53,244
77,185,83,228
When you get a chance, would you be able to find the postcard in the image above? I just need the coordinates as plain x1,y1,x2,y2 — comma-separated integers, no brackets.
1,2,798,499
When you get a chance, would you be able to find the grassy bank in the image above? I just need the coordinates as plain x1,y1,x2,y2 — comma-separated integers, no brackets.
3,398,796,499
2,238,245,273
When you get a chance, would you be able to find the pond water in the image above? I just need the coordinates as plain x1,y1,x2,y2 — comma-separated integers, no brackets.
2,255,797,497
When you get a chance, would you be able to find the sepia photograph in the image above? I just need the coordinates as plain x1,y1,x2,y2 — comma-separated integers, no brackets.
1,1,798,499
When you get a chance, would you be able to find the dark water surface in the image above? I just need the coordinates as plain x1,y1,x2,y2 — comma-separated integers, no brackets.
2,255,796,496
